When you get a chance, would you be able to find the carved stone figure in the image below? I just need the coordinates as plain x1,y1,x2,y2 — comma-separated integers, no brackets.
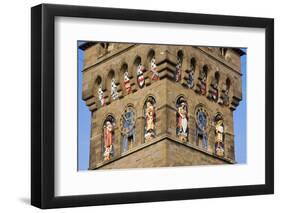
175,57,182,82
137,63,145,88
103,118,115,160
196,67,207,95
98,85,105,106
176,98,188,142
218,81,230,106
214,115,225,157
221,89,229,105
207,75,219,101
144,97,156,141
187,60,195,88
186,67,194,88
121,107,136,152
123,71,131,94
150,57,160,81
196,107,208,149
111,78,119,100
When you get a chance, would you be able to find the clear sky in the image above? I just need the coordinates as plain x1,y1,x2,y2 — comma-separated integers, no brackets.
234,49,247,164
78,45,247,170
78,46,91,170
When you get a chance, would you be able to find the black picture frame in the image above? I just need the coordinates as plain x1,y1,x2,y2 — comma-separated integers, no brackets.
31,3,274,209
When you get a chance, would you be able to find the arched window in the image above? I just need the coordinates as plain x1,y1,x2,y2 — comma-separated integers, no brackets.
195,106,208,149
135,56,145,88
187,58,196,88
175,51,183,82
208,71,220,101
94,76,105,107
148,50,159,81
196,65,208,95
144,96,156,142
121,106,136,152
214,113,225,157
121,63,131,94
107,70,119,101
102,115,115,161
176,97,188,142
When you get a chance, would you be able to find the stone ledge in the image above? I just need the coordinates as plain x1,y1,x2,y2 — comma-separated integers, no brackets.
91,134,234,170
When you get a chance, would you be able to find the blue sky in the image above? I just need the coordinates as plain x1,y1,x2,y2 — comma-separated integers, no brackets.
78,47,91,170
233,49,247,164
78,46,247,170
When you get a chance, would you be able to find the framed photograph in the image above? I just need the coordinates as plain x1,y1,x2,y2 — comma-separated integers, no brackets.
31,4,274,209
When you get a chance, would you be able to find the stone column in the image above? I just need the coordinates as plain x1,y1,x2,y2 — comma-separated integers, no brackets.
156,105,168,137
135,116,145,145
208,126,216,154
188,115,197,146
113,126,121,158
166,106,177,137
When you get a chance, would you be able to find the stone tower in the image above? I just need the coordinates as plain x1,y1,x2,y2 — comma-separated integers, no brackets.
79,42,244,170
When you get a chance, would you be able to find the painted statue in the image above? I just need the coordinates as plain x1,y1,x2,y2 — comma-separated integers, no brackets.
208,75,219,101
214,116,225,157
121,107,136,152
144,97,156,141
175,57,182,82
196,108,208,149
187,63,195,88
221,88,229,106
150,57,160,81
197,68,207,95
103,118,115,161
137,63,145,88
219,81,230,106
176,98,188,142
123,71,131,94
111,78,119,100
98,85,105,106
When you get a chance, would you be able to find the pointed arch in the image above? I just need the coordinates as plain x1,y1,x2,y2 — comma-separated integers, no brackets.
102,115,116,161
94,75,105,107
120,105,136,152
196,64,208,95
135,56,145,88
219,77,231,106
176,96,188,142
195,105,209,150
175,50,184,82
144,96,156,142
147,49,159,81
120,63,132,95
208,71,220,101
186,57,196,88
214,113,225,157
107,69,119,101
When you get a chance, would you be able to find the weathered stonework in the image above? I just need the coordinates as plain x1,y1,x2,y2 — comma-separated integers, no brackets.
79,42,244,170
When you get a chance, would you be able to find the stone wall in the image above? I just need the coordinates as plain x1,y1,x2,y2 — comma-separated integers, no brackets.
96,138,229,170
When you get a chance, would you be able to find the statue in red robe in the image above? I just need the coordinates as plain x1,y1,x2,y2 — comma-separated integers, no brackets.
103,121,114,160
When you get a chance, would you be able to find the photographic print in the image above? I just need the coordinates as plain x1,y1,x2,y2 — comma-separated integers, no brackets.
31,4,273,208
78,42,247,170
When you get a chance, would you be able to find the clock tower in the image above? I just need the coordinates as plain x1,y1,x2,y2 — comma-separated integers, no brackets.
79,42,244,169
